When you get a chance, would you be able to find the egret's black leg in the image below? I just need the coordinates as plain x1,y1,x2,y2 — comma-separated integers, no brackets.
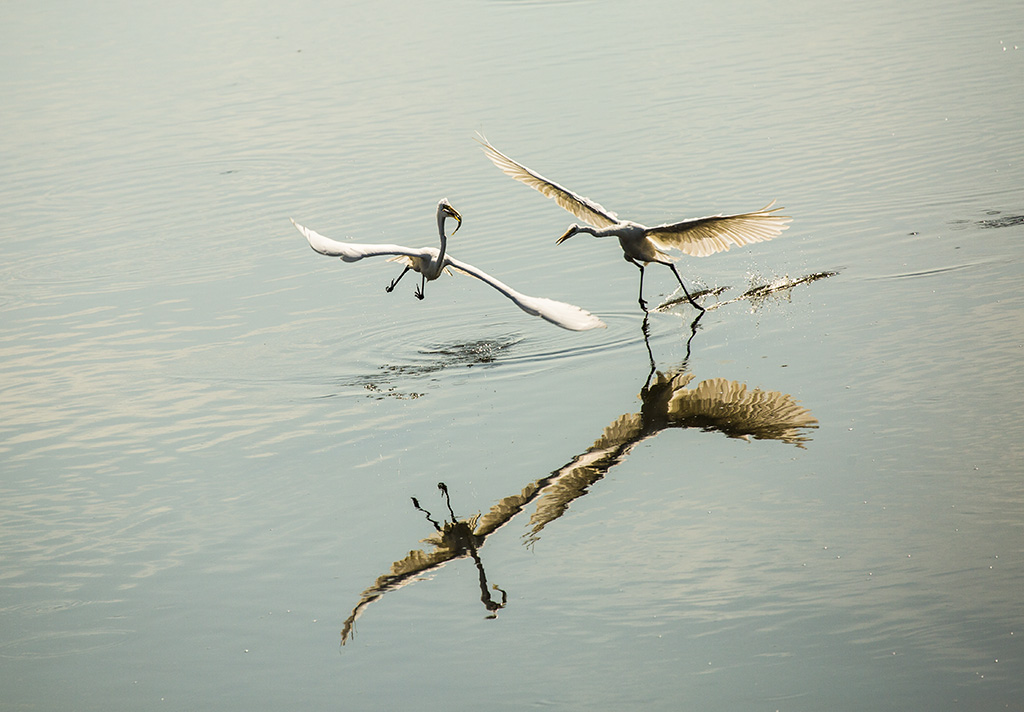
414,274,427,300
667,264,706,313
626,257,649,312
386,266,411,293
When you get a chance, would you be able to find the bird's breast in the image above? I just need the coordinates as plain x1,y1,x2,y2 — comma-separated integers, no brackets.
618,232,667,263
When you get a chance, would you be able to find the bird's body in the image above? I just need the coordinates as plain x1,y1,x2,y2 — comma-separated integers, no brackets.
292,199,605,331
477,137,792,312
387,247,445,282
592,221,671,263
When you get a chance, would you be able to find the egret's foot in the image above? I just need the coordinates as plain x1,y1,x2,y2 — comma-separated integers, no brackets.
414,288,425,300
638,297,649,313
682,289,706,313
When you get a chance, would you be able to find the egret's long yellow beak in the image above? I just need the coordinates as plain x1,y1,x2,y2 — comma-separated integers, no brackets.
445,205,463,234
555,226,576,244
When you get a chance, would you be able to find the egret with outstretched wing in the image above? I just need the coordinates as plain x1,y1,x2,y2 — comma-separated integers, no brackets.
293,199,605,331
477,137,791,312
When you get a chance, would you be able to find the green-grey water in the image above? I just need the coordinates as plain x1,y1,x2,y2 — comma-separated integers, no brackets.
2,0,1022,709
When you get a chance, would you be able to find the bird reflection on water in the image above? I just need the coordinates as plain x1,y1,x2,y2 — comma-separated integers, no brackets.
339,321,819,644
523,319,818,545
341,483,511,645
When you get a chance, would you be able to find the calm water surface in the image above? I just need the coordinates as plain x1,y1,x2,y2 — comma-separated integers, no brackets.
2,0,1022,710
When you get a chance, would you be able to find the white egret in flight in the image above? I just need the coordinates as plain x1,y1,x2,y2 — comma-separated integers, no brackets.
292,199,606,331
477,137,792,312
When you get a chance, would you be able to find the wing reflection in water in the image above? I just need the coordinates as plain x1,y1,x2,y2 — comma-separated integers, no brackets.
340,323,819,642
525,366,818,545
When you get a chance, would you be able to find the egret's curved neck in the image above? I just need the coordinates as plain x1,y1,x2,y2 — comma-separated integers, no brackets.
436,211,450,263
586,225,627,238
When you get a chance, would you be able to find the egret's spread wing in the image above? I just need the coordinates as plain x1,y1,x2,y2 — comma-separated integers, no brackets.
644,202,792,258
291,219,434,263
445,255,606,331
476,137,619,229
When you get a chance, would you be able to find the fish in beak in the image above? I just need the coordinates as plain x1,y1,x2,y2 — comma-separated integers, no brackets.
444,204,463,234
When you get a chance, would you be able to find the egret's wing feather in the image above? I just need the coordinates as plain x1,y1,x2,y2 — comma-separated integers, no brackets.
475,136,619,229
445,256,606,331
291,219,433,263
644,202,792,258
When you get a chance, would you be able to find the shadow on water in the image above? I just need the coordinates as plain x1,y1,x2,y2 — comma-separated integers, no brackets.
339,309,820,645
655,270,839,314
324,335,524,400
976,213,1024,229
949,209,1024,230
322,271,837,403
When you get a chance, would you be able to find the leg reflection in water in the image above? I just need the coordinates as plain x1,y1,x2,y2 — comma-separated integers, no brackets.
414,483,508,618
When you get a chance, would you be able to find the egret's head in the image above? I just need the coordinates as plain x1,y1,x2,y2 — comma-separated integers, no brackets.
556,224,581,244
437,198,462,235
